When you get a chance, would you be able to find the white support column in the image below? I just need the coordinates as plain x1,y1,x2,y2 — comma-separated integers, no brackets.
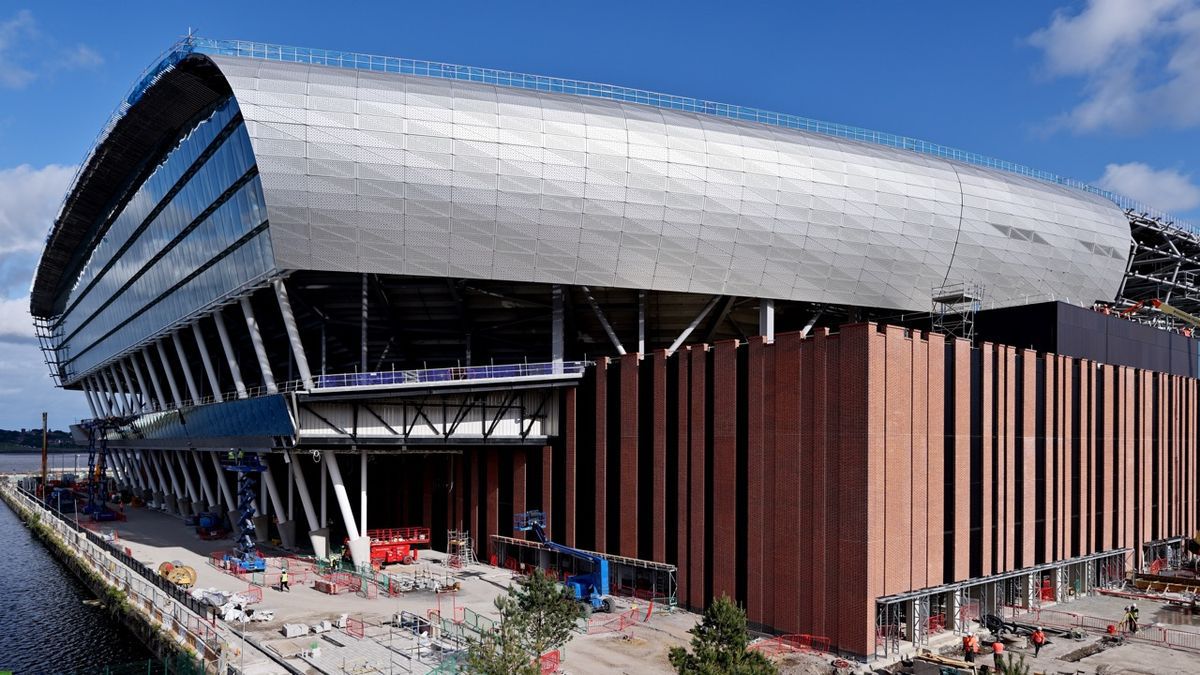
209,452,237,513
212,309,248,399
192,450,216,512
274,278,314,389
359,449,367,538
320,457,328,528
241,296,278,394
551,285,564,375
759,298,775,342
666,296,721,356
104,367,128,415
171,331,203,405
261,458,294,548
118,361,142,413
108,450,129,488
141,450,169,506
124,450,146,492
141,349,167,411
80,380,100,419
91,375,113,417
289,453,325,557
157,339,185,407
157,451,186,515
191,321,224,403
130,356,153,412
175,450,200,506
323,450,368,566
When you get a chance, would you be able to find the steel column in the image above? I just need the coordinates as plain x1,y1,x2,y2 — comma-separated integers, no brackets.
141,349,167,411
130,356,153,411
90,375,113,416
80,379,100,419
189,324,222,403
240,296,278,394
209,452,238,513
157,339,186,406
759,298,775,341
175,450,200,505
551,284,564,374
667,296,720,356
212,309,248,399
105,366,129,415
290,452,319,532
273,279,314,389
323,450,367,566
118,361,142,413
360,449,367,538
192,450,216,509
581,285,626,355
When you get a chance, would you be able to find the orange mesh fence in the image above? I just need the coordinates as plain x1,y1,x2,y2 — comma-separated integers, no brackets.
538,649,561,675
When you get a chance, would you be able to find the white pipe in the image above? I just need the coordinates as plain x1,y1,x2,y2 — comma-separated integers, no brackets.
91,375,113,416
141,349,167,411
274,278,314,389
209,452,237,512
130,356,153,411
322,451,361,541
581,285,626,355
176,450,200,503
290,452,319,533
213,309,248,399
666,296,721,356
192,450,216,508
262,459,287,525
142,450,168,495
171,331,202,404
104,367,128,415
360,449,367,537
157,339,185,407
158,452,183,499
191,321,224,403
80,380,100,418
759,298,775,342
241,296,277,393
118,361,142,413
124,450,146,491
320,458,327,528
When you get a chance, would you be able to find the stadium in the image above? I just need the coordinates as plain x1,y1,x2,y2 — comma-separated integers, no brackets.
29,37,1200,659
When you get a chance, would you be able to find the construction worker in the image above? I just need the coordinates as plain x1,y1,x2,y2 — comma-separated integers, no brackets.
962,631,979,663
1121,605,1134,634
1031,627,1046,657
280,568,290,592
1130,603,1139,632
991,639,1005,670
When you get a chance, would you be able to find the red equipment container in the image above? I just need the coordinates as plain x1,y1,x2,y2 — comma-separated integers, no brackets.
347,527,431,566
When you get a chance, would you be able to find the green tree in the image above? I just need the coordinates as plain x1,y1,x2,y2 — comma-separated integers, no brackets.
997,653,1031,675
466,569,586,674
668,596,777,675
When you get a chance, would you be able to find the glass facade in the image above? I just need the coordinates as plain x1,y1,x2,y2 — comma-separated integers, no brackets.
53,97,275,380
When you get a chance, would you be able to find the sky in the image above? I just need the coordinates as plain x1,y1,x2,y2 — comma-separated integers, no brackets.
0,0,1199,430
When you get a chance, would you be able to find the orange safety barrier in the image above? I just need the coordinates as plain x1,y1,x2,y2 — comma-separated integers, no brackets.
243,584,263,604
1150,557,1169,575
314,572,355,595
587,608,639,634
927,613,947,634
538,649,561,675
750,633,832,656
345,616,365,640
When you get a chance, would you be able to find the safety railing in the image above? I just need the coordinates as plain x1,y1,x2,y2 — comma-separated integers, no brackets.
313,360,587,390
750,634,832,656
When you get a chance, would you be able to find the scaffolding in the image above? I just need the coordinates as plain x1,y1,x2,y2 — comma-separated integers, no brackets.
445,529,477,569
932,281,984,340
873,548,1128,660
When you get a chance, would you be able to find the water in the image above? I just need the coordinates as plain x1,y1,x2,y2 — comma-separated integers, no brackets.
0,492,153,673
0,453,87,475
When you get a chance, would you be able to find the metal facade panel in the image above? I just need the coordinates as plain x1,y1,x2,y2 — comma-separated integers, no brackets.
208,55,1131,312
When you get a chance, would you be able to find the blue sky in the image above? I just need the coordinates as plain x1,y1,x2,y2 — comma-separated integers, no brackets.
0,0,1198,430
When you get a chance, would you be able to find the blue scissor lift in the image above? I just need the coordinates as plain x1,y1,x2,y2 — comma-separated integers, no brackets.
221,451,267,573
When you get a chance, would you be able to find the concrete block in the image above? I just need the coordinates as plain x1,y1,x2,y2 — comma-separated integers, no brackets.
252,515,269,542
277,519,296,549
164,493,178,514
309,528,329,559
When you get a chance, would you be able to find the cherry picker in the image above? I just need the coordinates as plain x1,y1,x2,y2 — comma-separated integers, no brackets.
513,510,612,613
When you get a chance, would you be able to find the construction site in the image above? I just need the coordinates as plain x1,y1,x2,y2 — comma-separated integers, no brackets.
17,34,1200,673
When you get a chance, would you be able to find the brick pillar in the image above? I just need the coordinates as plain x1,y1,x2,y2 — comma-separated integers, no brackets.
774,332,801,632
1004,347,1016,572
926,333,945,586
542,445,553,540
595,356,608,553
513,447,526,531
619,353,639,558
565,387,577,547
883,325,913,595
652,350,668,563
1063,357,1074,559
1042,353,1055,564
812,328,831,634
746,336,767,626
981,342,994,576
688,345,708,610
712,340,738,601
486,451,499,560
676,349,690,605
1021,350,1036,568
952,338,971,582
911,331,929,591
798,334,814,630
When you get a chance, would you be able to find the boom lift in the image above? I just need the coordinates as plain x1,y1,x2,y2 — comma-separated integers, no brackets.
513,510,612,612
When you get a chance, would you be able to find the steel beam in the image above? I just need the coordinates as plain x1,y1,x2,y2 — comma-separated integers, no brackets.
241,295,278,393
141,349,167,411
212,309,248,399
171,331,202,405
666,296,720,356
274,278,314,389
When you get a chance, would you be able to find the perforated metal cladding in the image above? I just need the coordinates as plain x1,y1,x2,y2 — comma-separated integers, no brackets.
214,55,1131,311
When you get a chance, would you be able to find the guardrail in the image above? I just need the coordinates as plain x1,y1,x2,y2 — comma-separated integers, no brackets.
313,361,588,390
5,484,220,663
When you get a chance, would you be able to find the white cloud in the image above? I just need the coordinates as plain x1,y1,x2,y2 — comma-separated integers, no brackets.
0,9,36,88
0,163,75,257
1097,162,1200,212
0,295,32,341
0,339,89,428
0,9,103,89
1029,0,1200,133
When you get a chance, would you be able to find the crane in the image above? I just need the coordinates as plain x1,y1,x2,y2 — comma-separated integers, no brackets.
513,510,612,612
